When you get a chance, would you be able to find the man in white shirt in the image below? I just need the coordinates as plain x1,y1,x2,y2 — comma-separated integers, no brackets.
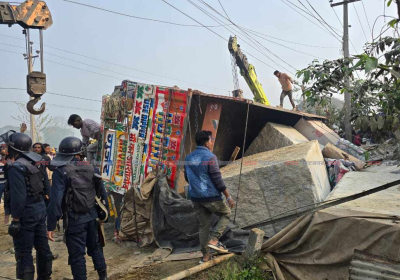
68,114,100,163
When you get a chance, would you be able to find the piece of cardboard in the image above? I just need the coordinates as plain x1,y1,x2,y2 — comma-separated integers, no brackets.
322,143,365,171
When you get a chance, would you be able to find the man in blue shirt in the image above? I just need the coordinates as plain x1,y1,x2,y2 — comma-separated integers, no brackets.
4,132,53,280
184,130,235,263
47,136,108,280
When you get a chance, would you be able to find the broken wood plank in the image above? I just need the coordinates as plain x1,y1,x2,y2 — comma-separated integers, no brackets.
229,146,241,162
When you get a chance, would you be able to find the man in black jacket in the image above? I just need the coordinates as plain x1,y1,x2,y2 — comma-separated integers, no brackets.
47,136,108,280
5,132,53,280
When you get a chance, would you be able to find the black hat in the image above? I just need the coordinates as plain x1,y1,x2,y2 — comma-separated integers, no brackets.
52,137,83,167
8,132,42,162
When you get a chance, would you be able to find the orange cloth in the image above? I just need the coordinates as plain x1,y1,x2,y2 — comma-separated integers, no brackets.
278,73,293,91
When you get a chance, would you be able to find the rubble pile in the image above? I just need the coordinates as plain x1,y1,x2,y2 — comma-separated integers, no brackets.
363,138,400,161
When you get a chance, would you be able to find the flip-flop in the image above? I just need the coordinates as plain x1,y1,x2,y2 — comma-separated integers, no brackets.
207,241,229,253
199,256,214,264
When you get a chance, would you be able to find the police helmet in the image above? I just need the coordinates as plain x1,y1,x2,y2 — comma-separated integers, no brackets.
8,132,41,162
52,137,84,167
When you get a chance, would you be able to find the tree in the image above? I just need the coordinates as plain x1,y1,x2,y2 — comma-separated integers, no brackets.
12,102,57,143
296,8,400,142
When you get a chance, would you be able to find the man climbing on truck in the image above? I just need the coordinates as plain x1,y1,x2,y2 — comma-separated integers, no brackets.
274,70,297,110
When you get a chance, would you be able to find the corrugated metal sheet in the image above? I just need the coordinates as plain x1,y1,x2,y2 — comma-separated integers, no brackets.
349,250,400,280
191,89,326,120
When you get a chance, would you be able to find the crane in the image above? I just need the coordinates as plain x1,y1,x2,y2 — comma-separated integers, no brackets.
228,35,270,105
0,0,53,115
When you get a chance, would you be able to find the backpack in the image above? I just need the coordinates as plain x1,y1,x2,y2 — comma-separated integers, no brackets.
63,164,96,214
16,157,45,197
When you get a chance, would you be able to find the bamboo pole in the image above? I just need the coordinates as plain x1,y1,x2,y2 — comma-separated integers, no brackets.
161,253,235,280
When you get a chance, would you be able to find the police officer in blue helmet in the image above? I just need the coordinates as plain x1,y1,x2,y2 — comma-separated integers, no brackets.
4,132,53,280
47,136,108,280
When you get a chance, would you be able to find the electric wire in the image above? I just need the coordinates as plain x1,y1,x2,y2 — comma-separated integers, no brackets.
198,0,298,68
0,42,165,85
217,0,231,21
0,48,131,84
303,0,342,37
189,0,295,73
241,28,327,60
329,4,359,55
353,3,369,42
285,0,343,36
280,0,342,43
193,0,297,72
361,1,373,34
0,33,230,92
0,100,100,112
197,0,325,60
161,0,227,41
62,0,230,28
240,27,339,49
0,87,101,102
161,0,292,74
188,0,286,72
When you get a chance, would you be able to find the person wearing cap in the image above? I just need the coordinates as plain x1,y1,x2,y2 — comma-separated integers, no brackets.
4,132,53,280
47,136,108,280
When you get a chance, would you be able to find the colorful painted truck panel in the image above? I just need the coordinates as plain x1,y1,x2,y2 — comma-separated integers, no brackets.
100,81,188,193
101,129,116,181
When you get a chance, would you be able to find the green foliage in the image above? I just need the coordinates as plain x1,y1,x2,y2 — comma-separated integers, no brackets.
296,16,400,140
206,257,273,280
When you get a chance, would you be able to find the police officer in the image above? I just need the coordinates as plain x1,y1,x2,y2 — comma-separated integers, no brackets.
47,136,108,280
5,132,53,280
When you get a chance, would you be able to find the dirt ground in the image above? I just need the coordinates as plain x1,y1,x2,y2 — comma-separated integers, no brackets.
0,204,202,280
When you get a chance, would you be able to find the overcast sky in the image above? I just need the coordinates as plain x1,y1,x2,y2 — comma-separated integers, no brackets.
0,0,397,128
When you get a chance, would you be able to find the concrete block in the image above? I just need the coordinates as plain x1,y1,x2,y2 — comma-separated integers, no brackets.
222,141,330,237
295,119,340,147
245,122,309,157
245,228,265,258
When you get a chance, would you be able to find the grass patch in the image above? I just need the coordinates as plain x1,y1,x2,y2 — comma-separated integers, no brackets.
188,256,274,280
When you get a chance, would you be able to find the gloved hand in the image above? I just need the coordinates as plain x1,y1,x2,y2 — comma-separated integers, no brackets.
8,221,21,237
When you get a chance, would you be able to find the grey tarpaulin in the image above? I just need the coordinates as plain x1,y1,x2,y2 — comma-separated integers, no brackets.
261,209,400,280
150,175,248,253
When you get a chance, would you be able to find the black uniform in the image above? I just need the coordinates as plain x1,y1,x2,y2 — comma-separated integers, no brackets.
7,157,53,280
47,158,108,280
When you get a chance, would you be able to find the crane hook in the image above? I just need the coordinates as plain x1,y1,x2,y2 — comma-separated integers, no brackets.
27,97,46,115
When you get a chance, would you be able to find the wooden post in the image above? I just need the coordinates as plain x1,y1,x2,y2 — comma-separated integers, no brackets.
245,228,265,259
161,253,235,280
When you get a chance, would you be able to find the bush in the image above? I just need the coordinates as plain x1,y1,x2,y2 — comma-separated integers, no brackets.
207,257,273,280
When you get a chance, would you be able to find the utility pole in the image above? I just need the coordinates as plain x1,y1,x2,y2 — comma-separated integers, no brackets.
331,0,360,141
24,29,37,143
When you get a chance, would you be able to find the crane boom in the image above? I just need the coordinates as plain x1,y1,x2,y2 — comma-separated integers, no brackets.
0,0,52,115
228,36,270,105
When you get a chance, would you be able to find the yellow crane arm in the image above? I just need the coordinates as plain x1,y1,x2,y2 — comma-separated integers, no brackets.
228,36,270,105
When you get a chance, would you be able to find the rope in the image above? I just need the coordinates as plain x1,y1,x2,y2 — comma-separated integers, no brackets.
233,101,250,224
242,178,400,230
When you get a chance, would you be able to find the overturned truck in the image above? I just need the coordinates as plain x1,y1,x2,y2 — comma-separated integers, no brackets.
97,80,330,246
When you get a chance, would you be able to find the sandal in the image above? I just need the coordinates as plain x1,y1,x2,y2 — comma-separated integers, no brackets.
199,255,213,264
207,241,229,253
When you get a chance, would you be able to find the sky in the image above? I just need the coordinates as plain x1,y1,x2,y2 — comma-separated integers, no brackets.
0,0,397,129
